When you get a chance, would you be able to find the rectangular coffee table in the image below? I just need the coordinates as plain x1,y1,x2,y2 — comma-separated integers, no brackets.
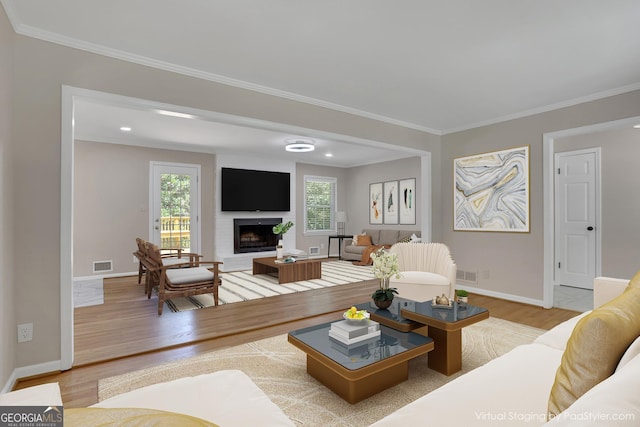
357,297,489,376
288,321,433,403
252,256,322,284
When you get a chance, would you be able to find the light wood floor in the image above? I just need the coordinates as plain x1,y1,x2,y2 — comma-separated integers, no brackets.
15,272,579,408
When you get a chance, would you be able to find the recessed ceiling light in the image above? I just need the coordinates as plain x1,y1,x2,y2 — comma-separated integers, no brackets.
285,138,315,152
634,124,640,129
120,126,132,132
154,109,196,119
325,153,333,157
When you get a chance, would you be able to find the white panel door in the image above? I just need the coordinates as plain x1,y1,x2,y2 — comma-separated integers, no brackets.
150,162,201,255
555,150,598,289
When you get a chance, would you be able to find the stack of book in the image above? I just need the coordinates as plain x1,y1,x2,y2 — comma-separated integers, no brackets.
328,319,380,345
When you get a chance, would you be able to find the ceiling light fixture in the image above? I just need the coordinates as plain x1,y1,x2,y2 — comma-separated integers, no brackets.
634,124,640,129
285,138,315,152
154,109,196,120
120,126,132,132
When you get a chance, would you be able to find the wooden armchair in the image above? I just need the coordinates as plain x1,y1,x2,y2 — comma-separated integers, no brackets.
134,238,202,296
146,243,222,315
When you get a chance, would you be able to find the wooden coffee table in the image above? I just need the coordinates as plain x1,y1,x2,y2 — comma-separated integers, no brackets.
288,321,433,403
358,297,489,376
252,256,322,284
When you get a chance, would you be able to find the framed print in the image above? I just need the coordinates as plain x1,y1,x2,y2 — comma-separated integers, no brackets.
383,180,399,224
369,182,383,224
454,145,530,232
399,178,416,224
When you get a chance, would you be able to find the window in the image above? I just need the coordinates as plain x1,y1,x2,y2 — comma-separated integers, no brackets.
304,176,337,234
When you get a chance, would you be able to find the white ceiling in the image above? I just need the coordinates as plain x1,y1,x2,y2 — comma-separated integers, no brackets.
4,0,640,165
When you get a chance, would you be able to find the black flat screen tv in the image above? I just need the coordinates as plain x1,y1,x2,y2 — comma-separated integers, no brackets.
221,167,290,212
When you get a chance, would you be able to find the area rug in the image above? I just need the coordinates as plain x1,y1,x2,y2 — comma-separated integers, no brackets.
164,260,375,312
98,317,545,426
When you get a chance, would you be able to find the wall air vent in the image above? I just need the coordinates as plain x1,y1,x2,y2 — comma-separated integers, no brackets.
456,269,477,284
93,260,113,273
308,246,320,257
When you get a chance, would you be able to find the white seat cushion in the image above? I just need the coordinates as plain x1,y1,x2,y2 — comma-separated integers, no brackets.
166,267,213,285
93,370,295,426
392,271,450,286
534,312,589,351
0,383,62,406
370,343,562,427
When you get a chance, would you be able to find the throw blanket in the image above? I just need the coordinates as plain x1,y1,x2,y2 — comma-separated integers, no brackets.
352,244,390,266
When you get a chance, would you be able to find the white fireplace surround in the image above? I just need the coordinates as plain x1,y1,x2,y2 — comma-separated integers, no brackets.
215,154,296,272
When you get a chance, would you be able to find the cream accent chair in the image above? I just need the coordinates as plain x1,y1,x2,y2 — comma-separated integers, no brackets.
389,242,457,302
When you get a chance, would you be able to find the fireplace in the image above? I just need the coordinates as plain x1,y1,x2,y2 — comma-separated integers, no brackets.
234,218,282,254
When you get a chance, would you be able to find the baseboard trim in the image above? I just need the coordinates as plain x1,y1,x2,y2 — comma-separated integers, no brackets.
2,360,62,393
457,284,546,308
74,271,138,281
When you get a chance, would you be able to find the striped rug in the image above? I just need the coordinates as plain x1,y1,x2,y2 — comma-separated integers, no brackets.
164,260,375,312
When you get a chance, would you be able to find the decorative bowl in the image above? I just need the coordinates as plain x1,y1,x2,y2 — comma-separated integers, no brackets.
343,309,370,323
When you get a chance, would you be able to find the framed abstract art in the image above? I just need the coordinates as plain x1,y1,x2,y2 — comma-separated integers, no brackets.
453,145,530,232
383,180,399,224
369,182,383,224
399,178,416,224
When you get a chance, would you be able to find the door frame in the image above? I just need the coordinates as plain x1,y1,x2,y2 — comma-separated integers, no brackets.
149,161,202,255
554,147,601,289
543,115,640,308
60,86,431,372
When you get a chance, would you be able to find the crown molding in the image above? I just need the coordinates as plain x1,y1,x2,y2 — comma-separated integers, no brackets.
442,82,640,135
9,19,442,136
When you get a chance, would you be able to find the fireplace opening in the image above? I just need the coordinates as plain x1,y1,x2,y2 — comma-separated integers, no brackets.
234,218,282,254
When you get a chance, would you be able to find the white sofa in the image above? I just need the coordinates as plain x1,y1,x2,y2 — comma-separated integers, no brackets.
389,242,457,300
370,276,640,426
0,370,294,426
4,277,639,426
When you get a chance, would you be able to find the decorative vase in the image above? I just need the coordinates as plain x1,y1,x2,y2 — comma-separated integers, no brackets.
374,298,393,310
276,239,284,259
373,277,394,309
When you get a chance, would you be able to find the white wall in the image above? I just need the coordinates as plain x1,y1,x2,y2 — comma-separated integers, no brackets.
0,5,15,389
215,155,296,271
73,141,216,277
441,90,640,304
555,127,640,278
345,157,425,236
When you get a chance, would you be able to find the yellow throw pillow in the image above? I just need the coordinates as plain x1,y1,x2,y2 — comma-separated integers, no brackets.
65,408,219,426
548,286,640,418
628,270,640,289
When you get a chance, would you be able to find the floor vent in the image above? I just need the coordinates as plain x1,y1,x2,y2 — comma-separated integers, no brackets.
93,260,113,273
456,269,477,284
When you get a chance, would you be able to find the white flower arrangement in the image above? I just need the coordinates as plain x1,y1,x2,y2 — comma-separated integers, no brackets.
370,248,402,280
370,248,401,303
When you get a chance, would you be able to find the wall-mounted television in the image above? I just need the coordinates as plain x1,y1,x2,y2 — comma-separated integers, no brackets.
221,167,291,212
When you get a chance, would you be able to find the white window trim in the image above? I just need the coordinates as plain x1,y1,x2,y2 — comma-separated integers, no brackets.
304,175,337,235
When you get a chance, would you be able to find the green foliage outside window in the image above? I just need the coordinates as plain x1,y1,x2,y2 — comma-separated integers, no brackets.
161,174,191,217
305,178,335,232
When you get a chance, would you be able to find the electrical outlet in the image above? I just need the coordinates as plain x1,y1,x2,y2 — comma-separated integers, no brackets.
17,323,33,343
133,255,138,263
